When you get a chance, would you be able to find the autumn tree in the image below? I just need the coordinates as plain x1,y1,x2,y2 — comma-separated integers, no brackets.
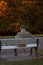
0,0,43,35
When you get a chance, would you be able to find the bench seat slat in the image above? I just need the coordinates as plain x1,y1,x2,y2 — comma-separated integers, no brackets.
26,44,37,47
1,44,37,49
1,46,17,49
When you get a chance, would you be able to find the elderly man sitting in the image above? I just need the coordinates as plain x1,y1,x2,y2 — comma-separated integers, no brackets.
15,25,36,56
15,25,34,38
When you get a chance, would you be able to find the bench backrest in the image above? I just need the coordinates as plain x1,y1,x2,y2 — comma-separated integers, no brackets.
1,38,37,46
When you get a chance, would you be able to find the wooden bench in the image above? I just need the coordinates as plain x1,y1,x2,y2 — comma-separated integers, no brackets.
0,38,39,56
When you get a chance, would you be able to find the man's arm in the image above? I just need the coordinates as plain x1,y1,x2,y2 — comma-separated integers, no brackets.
28,32,35,38
15,32,20,38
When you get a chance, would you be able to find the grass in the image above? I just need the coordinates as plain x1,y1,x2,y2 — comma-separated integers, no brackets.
0,36,15,39
38,50,43,56
34,34,43,37
1,58,43,65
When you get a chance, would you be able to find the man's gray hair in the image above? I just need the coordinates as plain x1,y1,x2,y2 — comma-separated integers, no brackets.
20,25,25,28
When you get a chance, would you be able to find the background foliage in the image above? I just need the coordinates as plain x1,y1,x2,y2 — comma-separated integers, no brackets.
0,0,43,35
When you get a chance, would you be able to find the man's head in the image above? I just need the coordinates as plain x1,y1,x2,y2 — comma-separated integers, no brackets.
20,25,26,31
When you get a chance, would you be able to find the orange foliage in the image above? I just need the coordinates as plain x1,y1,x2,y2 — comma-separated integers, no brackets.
18,6,25,12
11,22,20,32
0,0,8,16
0,1,7,7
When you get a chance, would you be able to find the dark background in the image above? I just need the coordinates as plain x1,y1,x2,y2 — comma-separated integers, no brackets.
0,0,43,35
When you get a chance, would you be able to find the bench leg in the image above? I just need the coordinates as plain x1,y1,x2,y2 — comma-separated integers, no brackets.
14,49,17,56
0,41,1,58
30,48,33,55
34,47,38,57
0,50,1,57
23,48,26,54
